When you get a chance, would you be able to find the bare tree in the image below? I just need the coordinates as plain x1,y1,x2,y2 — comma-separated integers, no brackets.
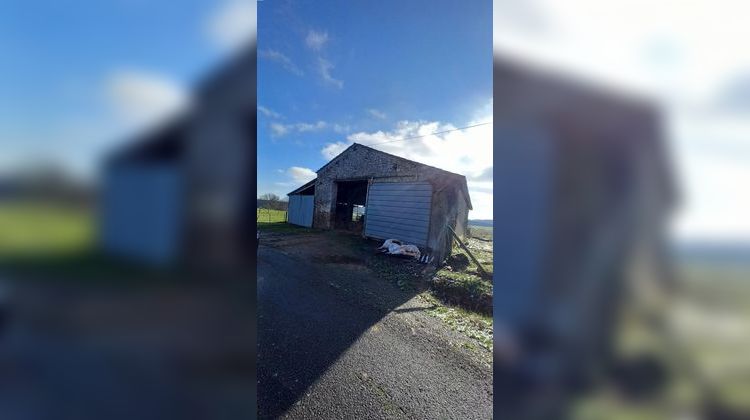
258,193,286,211
259,193,280,203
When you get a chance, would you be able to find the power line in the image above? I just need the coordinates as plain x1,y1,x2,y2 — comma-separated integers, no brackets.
363,121,492,147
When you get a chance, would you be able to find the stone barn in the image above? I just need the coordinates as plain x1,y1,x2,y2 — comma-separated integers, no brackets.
100,44,256,266
287,143,472,263
491,55,677,414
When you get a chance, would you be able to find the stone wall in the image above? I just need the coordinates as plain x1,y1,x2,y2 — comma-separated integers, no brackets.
183,47,256,264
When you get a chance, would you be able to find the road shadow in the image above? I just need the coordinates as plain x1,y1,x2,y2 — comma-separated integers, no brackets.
256,229,432,418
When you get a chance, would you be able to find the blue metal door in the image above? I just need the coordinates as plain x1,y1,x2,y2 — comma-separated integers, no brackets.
288,195,314,227
364,181,432,246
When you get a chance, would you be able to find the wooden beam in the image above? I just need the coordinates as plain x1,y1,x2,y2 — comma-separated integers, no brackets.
446,224,489,279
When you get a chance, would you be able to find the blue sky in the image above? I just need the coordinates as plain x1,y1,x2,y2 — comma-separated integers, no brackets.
0,0,254,177
257,0,494,219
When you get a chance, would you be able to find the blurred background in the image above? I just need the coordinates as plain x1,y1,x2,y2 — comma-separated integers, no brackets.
0,0,748,418
0,0,256,262
0,1,257,419
494,1,750,419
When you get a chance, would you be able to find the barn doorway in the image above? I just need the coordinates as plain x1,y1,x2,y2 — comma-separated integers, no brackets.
334,180,368,232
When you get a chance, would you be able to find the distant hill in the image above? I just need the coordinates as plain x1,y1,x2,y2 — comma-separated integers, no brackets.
469,219,493,228
675,241,750,266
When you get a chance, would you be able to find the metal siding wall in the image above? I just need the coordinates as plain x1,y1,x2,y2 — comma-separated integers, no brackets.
493,124,555,329
288,195,314,227
301,196,314,227
364,182,432,246
288,195,299,225
101,164,183,264
288,195,301,226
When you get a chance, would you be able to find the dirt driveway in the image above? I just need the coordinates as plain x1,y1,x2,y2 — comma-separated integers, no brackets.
258,226,493,419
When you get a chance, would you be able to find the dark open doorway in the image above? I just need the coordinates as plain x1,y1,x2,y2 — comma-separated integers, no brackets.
334,180,368,232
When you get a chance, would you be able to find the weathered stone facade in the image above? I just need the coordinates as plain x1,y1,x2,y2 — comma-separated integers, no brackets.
182,46,257,263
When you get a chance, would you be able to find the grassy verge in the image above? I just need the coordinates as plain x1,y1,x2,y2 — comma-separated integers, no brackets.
420,292,493,351
430,270,492,313
428,241,493,315
423,237,494,352
573,260,750,418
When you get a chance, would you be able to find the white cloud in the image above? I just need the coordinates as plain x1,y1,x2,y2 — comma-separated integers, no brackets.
303,29,342,88
207,0,256,51
295,121,327,132
468,167,493,182
273,166,317,190
105,70,189,130
671,110,750,242
321,142,350,160
259,49,304,76
713,72,750,114
269,120,347,137
673,153,750,242
469,191,494,221
258,106,282,119
287,166,317,183
270,122,290,137
367,108,387,119
321,99,494,219
332,123,351,134
305,30,329,51
317,57,343,89
494,0,750,98
494,0,750,241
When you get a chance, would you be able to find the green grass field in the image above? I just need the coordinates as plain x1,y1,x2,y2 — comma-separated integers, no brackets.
575,259,750,419
467,224,493,241
0,200,109,278
0,204,288,256
0,200,191,283
257,208,287,224
0,201,94,258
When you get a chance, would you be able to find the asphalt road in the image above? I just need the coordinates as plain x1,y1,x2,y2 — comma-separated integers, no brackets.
0,278,254,420
257,237,493,419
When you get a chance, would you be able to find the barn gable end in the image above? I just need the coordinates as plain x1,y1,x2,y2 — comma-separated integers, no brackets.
307,143,471,263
